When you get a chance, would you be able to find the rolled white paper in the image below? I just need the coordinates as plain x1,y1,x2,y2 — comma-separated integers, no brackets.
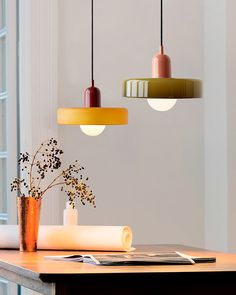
0,225,133,251
0,225,18,249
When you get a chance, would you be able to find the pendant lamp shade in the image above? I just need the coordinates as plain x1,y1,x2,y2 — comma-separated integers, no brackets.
122,0,202,111
57,0,128,135
58,108,128,125
123,78,202,99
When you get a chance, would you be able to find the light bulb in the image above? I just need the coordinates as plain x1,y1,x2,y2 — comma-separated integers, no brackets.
147,99,177,111
80,125,106,136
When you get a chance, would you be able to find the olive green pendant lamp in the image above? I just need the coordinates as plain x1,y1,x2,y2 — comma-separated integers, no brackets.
123,0,202,111
57,0,128,136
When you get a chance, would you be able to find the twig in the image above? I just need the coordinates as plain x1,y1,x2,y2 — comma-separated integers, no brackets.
29,140,48,190
41,168,70,197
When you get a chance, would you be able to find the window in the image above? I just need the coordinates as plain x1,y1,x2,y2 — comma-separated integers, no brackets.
0,0,18,224
0,0,7,226
0,0,18,293
0,278,9,294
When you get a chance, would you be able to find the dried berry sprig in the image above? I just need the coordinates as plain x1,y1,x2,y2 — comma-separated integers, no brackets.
10,138,96,208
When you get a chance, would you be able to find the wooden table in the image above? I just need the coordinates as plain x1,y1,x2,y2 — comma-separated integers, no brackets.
0,244,236,294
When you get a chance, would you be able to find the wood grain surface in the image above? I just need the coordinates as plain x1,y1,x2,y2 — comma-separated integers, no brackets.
0,244,236,294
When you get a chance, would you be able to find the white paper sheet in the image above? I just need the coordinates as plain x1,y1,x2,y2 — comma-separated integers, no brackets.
0,225,133,251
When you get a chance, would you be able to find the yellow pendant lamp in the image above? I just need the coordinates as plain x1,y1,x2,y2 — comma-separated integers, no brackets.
122,0,202,111
57,0,128,136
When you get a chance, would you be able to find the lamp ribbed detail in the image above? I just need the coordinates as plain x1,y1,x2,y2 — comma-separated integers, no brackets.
123,78,202,99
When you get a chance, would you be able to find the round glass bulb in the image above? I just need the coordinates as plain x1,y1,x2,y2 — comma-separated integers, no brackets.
147,99,177,111
80,125,106,136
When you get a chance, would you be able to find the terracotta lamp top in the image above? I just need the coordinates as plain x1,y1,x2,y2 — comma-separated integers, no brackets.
152,46,171,78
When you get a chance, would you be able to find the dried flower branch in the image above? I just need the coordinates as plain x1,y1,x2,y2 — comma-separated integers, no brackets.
10,138,96,208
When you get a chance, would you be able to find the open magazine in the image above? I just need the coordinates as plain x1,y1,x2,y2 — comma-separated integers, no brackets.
45,251,216,266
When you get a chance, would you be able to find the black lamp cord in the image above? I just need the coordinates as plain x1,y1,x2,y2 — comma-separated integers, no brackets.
91,0,162,81
91,0,94,86
160,0,163,47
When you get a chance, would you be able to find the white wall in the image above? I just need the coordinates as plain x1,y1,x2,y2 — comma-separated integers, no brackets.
204,0,236,252
204,0,228,251
226,0,236,252
19,0,60,225
18,0,236,294
58,0,205,246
